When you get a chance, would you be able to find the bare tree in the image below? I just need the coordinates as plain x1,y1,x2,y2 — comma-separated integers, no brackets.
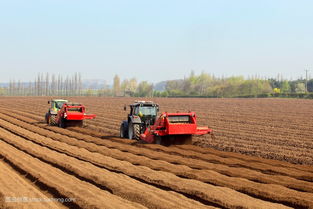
51,74,56,96
17,80,21,95
113,75,120,96
28,81,33,96
45,73,49,96
78,72,82,96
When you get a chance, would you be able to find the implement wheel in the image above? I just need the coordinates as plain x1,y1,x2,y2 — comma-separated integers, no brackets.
63,120,83,127
173,135,192,145
59,118,66,128
181,135,192,145
156,135,192,146
155,137,164,145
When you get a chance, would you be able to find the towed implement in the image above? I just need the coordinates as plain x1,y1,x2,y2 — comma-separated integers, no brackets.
140,112,213,146
56,103,96,128
45,100,96,128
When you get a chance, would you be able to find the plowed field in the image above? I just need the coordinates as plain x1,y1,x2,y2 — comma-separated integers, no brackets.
0,97,312,209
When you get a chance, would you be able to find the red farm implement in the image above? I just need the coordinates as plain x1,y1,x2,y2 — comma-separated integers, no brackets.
55,103,96,128
140,112,214,146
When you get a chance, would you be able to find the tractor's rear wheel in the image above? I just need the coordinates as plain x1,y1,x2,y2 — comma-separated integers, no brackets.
133,124,140,140
48,114,57,126
128,122,140,140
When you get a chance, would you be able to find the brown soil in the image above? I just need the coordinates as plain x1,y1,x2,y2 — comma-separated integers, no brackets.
0,160,61,209
0,97,312,209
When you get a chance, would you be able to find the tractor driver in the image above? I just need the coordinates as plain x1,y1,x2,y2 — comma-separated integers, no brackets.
134,106,144,118
137,106,156,117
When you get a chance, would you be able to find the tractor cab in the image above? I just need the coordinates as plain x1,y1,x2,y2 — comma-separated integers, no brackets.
129,101,158,123
48,99,68,113
129,101,159,127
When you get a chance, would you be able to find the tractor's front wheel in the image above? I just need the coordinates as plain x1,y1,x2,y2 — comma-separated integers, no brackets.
128,122,134,139
120,121,128,138
120,124,124,138
120,124,126,138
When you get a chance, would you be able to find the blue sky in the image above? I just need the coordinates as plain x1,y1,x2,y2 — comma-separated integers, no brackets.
0,0,312,83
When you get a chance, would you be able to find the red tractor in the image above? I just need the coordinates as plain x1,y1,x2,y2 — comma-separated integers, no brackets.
47,101,96,128
120,101,214,145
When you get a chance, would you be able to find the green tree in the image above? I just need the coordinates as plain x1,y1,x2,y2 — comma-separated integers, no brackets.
223,76,244,97
281,80,291,93
295,83,306,93
128,78,137,96
136,81,153,97
165,80,184,96
195,72,214,96
121,79,129,96
0,88,5,96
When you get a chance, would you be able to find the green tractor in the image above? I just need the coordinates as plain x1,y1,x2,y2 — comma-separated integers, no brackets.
45,99,68,125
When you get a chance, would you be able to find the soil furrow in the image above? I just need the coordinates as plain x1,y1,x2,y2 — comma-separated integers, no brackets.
0,125,287,209
1,110,312,194
6,107,313,182
0,113,312,208
0,160,62,209
0,140,145,209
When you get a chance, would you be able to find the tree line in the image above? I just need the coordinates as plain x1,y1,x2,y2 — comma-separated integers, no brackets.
1,71,313,98
110,72,313,98
99,75,154,97
1,73,83,96
159,72,313,98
